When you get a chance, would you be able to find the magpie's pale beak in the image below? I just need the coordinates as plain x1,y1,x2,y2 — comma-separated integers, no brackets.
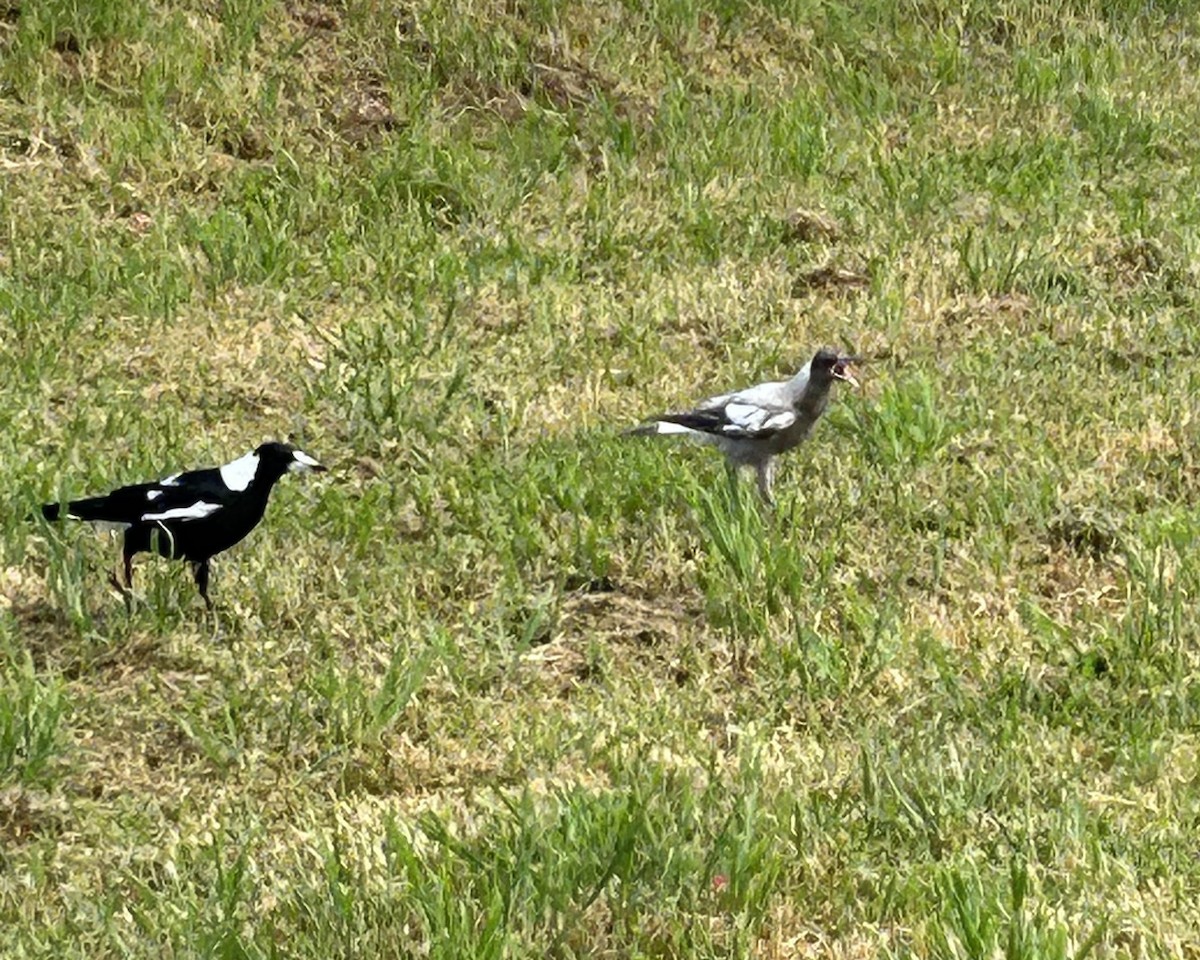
290,450,328,473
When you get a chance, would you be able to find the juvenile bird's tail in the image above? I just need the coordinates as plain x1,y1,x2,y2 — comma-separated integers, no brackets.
624,418,708,438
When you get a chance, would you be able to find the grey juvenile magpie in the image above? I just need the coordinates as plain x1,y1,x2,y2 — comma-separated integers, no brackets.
627,347,859,504
40,441,326,607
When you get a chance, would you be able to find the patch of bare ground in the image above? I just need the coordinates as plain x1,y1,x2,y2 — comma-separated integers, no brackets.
1034,546,1124,623
755,906,904,959
0,568,160,681
1096,237,1193,301
281,7,400,148
666,8,815,88
68,663,216,793
290,2,341,33
353,730,515,800
933,291,1036,346
524,586,704,697
156,3,404,155
781,208,842,245
432,22,653,126
1046,509,1119,561
791,262,871,297
0,785,67,846
0,567,70,667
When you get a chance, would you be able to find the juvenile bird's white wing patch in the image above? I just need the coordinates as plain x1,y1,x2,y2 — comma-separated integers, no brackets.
142,501,222,522
146,489,164,501
726,379,792,409
159,473,181,487
697,391,735,411
722,402,796,436
219,452,259,491
656,422,699,435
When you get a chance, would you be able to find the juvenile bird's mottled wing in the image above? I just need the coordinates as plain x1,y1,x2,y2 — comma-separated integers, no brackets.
628,370,807,441
650,399,797,440
716,401,797,438
695,376,796,413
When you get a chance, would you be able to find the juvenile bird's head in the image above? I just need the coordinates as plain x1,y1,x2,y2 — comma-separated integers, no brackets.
810,347,861,388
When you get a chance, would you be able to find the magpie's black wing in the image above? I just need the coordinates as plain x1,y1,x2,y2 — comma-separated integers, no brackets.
43,467,237,526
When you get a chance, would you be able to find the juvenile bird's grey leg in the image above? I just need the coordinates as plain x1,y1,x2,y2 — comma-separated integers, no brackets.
755,459,777,506
725,461,741,504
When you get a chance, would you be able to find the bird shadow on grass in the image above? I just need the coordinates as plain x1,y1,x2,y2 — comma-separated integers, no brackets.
6,584,180,679
6,598,77,668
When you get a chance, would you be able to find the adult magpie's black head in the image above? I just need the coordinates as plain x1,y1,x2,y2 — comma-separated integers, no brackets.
252,441,328,482
810,346,860,387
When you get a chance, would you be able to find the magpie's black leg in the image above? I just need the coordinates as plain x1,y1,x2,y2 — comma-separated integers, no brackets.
109,541,136,610
192,560,213,610
193,561,222,640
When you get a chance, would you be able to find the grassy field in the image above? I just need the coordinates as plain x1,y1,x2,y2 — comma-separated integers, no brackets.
3,0,1200,955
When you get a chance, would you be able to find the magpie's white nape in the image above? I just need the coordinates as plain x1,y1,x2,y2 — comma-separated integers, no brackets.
40,440,328,609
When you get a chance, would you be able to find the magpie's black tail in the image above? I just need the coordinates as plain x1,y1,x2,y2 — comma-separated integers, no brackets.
40,494,130,524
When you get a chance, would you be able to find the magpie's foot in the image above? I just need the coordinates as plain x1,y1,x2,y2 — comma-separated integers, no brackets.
107,571,133,611
205,602,223,642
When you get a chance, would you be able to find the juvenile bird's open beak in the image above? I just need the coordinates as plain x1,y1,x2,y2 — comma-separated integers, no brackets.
290,450,328,473
833,359,860,388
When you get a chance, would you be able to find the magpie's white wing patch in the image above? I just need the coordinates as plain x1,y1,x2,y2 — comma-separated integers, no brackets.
159,473,181,487
142,501,223,522
219,453,259,492
146,489,164,501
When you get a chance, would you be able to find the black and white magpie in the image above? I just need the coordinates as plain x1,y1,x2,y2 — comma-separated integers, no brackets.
40,441,327,607
627,347,859,504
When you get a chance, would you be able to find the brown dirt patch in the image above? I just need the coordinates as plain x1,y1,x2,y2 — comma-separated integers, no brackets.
791,263,870,296
0,786,67,846
525,589,702,696
781,209,842,244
